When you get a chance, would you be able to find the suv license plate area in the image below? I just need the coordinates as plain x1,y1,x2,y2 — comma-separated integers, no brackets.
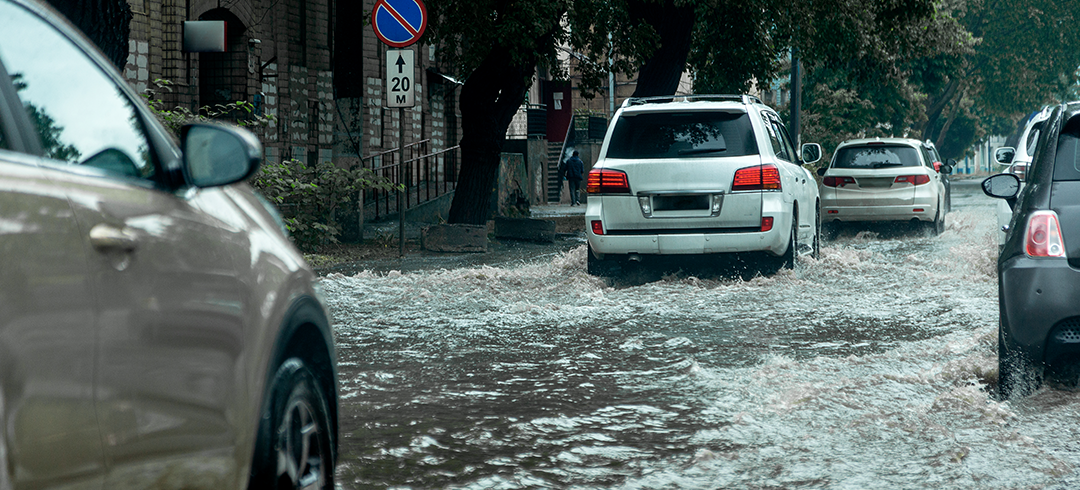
653,194,709,211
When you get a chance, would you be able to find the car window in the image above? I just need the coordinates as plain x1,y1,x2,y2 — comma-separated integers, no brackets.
1026,121,1044,157
605,111,758,159
832,145,921,169
0,1,154,179
773,119,796,162
761,113,788,161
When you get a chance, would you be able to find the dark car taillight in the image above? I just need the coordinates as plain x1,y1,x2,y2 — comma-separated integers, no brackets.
894,175,931,186
587,169,630,194
732,164,781,191
1025,211,1066,257
822,176,856,187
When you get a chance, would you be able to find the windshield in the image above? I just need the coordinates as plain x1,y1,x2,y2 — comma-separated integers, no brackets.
832,145,921,169
1054,116,1080,181
605,111,758,159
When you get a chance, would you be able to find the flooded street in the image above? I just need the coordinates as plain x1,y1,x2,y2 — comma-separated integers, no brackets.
323,179,1080,489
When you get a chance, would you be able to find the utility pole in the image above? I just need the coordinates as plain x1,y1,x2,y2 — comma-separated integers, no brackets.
790,48,802,147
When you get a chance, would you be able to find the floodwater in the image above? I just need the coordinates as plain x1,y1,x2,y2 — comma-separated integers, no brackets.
323,180,1080,489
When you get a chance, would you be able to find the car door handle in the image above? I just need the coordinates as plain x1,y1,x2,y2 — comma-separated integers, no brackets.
89,224,139,253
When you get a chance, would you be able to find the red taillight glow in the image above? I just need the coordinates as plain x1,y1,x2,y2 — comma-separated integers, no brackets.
1025,211,1065,257
733,165,781,191
822,176,856,187
894,175,931,185
761,216,774,232
591,220,604,235
587,169,630,194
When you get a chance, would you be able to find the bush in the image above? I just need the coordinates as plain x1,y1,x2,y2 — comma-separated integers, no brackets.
252,159,400,251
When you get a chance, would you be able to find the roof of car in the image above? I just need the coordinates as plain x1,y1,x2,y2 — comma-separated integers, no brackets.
619,94,770,113
835,137,923,148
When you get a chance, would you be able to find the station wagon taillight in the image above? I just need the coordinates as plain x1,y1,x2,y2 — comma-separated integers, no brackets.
894,175,931,185
1025,211,1065,258
732,164,781,191
822,176,856,187
587,169,630,194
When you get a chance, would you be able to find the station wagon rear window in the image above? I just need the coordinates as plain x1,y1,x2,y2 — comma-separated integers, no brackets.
832,145,921,169
605,111,758,159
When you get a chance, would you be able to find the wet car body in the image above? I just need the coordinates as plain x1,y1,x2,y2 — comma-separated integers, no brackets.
0,0,337,488
584,95,822,276
984,101,1080,398
818,137,949,236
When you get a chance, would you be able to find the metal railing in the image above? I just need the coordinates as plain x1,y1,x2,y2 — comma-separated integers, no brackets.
362,141,460,220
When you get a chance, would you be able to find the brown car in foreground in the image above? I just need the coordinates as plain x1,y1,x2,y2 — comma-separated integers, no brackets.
0,0,338,488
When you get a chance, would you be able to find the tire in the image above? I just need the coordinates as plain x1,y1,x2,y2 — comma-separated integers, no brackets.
821,220,839,242
811,202,821,259
924,209,944,236
998,325,1041,400
586,243,621,277
772,216,797,272
249,358,335,490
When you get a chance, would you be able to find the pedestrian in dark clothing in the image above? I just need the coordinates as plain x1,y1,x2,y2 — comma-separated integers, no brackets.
561,150,585,206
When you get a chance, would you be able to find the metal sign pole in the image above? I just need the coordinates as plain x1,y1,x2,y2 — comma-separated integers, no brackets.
399,107,406,257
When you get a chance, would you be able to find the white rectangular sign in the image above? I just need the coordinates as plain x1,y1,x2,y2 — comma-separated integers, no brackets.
386,49,415,108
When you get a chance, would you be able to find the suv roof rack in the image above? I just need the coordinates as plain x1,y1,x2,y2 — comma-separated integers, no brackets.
621,94,764,108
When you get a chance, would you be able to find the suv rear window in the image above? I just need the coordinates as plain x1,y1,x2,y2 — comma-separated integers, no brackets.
832,145,921,169
1053,115,1080,181
604,111,758,159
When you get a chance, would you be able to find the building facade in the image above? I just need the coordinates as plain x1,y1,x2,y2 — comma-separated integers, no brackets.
122,0,459,171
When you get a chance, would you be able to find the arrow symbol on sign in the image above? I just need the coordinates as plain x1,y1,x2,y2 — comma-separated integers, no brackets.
396,54,406,73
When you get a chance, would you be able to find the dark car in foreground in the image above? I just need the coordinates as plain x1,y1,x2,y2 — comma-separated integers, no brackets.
0,0,338,487
984,101,1080,399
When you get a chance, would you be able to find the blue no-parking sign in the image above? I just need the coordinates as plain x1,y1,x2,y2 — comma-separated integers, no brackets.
372,0,427,48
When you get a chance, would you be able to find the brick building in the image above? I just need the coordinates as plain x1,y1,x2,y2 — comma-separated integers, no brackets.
121,0,459,172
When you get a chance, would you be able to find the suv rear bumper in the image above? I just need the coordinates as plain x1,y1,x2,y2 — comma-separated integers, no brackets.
586,213,791,257
820,203,938,222
1000,255,1080,365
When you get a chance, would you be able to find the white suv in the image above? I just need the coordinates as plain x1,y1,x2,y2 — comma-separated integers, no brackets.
584,95,823,276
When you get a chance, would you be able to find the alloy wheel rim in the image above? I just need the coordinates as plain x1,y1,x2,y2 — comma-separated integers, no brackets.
276,396,326,490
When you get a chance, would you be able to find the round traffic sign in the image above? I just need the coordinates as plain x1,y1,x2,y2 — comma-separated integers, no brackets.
372,0,427,48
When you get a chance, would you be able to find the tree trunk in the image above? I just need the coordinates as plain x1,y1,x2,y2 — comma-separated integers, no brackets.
919,78,959,141
447,45,537,225
629,0,695,97
45,0,132,70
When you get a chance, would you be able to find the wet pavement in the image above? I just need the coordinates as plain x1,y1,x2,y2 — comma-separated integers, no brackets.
323,179,1080,489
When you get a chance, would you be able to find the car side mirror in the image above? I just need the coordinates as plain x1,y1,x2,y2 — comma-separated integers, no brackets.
994,147,1016,165
801,143,822,165
982,173,1021,209
181,123,263,188
945,158,956,174
816,167,827,177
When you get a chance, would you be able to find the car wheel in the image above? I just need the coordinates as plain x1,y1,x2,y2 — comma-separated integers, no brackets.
821,220,839,242
586,243,621,277
249,358,335,490
924,210,944,236
771,217,797,272
811,202,821,259
997,326,1041,400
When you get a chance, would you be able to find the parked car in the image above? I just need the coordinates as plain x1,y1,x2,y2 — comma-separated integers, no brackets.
584,95,822,277
0,0,338,488
983,101,1080,399
921,140,952,214
817,137,950,238
992,106,1053,246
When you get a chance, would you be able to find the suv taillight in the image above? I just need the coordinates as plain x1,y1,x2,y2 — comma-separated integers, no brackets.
732,164,781,191
822,176,856,187
1025,211,1065,257
894,175,930,185
587,169,630,194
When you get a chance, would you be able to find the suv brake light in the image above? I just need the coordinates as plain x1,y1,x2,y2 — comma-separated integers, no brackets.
732,164,781,191
1025,211,1065,257
587,169,630,194
894,175,930,185
822,176,856,187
